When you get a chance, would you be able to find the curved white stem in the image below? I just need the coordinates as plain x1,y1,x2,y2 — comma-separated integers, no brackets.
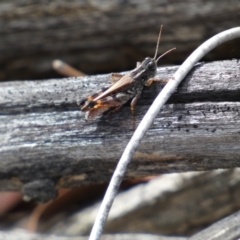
89,27,240,240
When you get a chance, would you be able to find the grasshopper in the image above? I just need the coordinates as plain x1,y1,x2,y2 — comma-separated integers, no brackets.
79,26,175,120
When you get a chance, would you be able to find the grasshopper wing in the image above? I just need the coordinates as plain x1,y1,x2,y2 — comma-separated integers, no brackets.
94,72,135,101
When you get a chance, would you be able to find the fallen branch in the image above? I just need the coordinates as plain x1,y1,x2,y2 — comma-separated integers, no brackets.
1,60,240,201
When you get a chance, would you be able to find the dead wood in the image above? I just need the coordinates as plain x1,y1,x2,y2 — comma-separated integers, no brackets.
0,230,185,240
2,170,240,238
49,170,240,236
1,0,240,80
0,60,240,201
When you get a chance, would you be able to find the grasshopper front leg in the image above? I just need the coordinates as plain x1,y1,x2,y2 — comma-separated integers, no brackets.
144,78,169,86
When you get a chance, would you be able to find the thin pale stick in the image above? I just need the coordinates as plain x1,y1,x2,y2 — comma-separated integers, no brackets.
89,27,240,240
52,60,85,77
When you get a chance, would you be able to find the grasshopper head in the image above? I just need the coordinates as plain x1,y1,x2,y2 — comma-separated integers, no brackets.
143,57,157,78
143,57,157,72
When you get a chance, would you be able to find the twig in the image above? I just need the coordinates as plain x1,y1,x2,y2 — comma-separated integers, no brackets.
88,27,240,240
52,60,85,77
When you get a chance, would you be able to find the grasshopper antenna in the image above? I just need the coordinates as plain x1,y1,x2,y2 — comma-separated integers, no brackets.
156,47,176,63
153,25,163,60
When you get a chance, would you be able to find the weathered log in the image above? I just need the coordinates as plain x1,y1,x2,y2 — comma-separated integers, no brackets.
0,230,185,240
0,60,240,201
2,207,240,239
50,170,240,236
1,171,240,238
1,0,240,80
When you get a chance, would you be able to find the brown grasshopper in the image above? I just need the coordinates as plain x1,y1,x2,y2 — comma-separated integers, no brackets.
79,26,175,120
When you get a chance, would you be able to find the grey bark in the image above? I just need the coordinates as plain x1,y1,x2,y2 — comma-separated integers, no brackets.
1,0,240,80
0,230,185,240
0,60,240,201
50,170,240,236
1,171,240,238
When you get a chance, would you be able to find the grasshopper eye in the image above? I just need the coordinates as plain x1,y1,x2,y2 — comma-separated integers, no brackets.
148,61,155,71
